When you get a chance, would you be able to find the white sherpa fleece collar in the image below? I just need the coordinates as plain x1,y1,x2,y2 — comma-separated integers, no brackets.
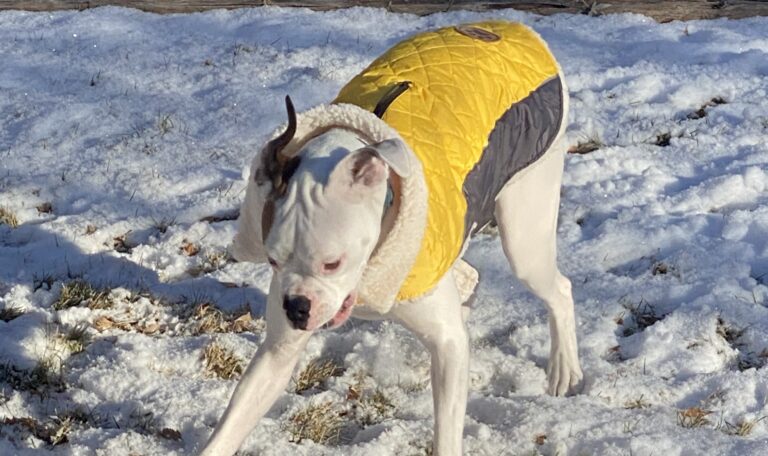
231,103,428,315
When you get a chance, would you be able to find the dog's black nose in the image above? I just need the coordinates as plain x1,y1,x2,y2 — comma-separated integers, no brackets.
283,295,311,330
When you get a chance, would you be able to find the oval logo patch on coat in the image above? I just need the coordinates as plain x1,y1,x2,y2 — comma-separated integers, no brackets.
454,25,500,42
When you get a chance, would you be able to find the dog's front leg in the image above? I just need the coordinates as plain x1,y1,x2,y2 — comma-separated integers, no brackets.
390,270,469,456
200,281,312,456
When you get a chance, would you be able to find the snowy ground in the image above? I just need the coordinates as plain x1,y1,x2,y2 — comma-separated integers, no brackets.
1,5,768,456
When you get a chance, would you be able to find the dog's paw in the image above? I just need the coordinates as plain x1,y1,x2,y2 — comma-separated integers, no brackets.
546,348,583,397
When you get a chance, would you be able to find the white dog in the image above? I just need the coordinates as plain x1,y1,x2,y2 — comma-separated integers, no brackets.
201,21,582,456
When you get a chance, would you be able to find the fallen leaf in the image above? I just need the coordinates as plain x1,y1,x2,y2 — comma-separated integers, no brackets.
232,313,253,332
93,316,114,331
141,322,160,335
181,239,199,257
158,427,182,441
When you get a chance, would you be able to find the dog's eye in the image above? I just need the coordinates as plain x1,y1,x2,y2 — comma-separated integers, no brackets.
268,257,279,268
322,259,342,273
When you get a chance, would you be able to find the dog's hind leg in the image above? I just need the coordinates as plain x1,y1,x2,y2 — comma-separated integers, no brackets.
390,270,469,456
494,137,583,397
200,277,312,456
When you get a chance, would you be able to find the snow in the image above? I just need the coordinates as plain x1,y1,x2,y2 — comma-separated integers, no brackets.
1,5,768,455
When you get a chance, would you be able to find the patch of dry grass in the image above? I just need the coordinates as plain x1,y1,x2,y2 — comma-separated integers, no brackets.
281,369,399,445
677,407,712,429
0,206,19,228
714,316,768,371
31,353,66,392
722,417,765,437
151,215,176,234
0,353,66,396
687,96,726,120
346,370,396,427
0,415,72,446
407,438,434,456
128,405,158,435
53,280,113,311
716,317,745,346
193,302,228,334
284,400,344,445
123,405,182,440
293,358,344,394
205,250,230,269
202,341,244,380
86,294,259,337
624,395,651,410
33,274,55,292
714,317,762,371
621,299,667,337
189,302,262,335
47,416,73,445
399,379,429,393
187,250,231,277
354,388,395,426
0,304,25,322
156,113,174,136
57,323,90,354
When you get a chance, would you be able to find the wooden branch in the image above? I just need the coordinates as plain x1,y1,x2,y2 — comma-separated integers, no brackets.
1,1,767,22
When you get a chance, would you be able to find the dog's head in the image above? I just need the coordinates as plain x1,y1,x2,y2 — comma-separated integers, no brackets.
252,97,410,331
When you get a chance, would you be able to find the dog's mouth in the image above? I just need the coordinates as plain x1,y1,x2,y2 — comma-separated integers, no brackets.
321,292,356,330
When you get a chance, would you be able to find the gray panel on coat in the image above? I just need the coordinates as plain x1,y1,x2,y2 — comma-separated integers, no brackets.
462,76,564,240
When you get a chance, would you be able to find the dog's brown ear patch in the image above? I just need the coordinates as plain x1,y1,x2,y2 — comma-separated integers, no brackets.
351,150,387,187
256,149,301,201
326,148,388,202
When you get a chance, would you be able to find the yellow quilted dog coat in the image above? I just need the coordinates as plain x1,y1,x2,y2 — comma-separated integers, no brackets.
334,21,565,301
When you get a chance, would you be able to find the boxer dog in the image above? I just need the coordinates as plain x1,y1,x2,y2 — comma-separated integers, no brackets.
201,21,582,456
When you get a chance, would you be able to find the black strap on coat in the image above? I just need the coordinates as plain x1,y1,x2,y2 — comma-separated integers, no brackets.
373,81,411,118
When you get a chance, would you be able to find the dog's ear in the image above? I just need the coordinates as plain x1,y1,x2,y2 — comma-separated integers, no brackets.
327,139,410,201
327,149,387,199
359,139,411,178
